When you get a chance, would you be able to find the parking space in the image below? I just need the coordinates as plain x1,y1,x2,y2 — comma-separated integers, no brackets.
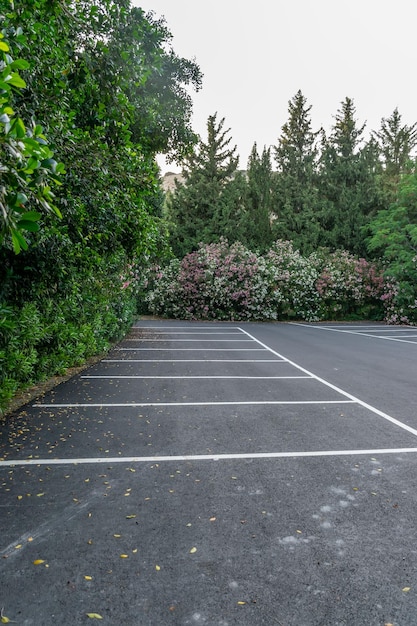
293,322,417,344
1,320,417,625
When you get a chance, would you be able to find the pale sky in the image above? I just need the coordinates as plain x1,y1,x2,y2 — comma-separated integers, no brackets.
134,0,417,173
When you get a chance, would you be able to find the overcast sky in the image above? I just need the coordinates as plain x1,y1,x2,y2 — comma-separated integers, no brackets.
134,0,417,173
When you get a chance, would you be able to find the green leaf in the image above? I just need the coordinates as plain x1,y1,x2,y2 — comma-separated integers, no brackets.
10,59,30,71
0,41,9,52
11,230,28,254
10,117,25,138
7,73,26,89
17,220,40,232
20,211,41,221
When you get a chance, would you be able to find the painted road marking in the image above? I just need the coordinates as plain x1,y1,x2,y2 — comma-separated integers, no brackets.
133,331,244,335
123,339,254,342
101,359,286,363
81,375,312,379
113,348,269,351
239,327,417,438
33,400,356,408
2,448,417,467
291,322,417,345
133,325,238,329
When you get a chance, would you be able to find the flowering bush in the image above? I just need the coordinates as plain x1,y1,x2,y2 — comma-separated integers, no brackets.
145,239,402,323
146,240,285,320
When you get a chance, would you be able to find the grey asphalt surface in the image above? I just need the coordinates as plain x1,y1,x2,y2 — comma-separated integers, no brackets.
1,320,417,626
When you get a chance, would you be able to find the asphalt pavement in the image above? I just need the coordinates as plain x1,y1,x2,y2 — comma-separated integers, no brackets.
1,319,417,625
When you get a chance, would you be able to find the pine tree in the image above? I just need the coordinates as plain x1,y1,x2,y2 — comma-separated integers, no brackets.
373,108,417,200
319,97,382,255
272,90,321,252
167,113,240,257
243,143,274,250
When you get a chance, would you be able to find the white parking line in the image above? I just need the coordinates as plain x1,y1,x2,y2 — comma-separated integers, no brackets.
113,348,269,351
124,339,254,342
81,375,312,380
134,332,243,335
33,400,355,407
2,447,417,467
101,359,286,363
291,322,417,344
239,327,417,438
133,326,238,329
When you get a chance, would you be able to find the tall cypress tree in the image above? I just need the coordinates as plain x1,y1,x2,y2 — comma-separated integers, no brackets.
272,90,321,252
243,143,274,250
373,108,417,200
167,113,239,257
319,97,382,255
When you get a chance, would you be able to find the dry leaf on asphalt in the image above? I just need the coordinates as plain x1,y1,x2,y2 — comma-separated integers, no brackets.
86,614,103,619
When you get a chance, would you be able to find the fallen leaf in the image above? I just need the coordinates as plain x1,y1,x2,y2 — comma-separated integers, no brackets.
132,549,138,554
0,608,12,624
155,565,161,571
402,587,411,592
237,601,246,605
17,496,22,501
14,545,22,550
33,559,45,565
209,517,216,522
189,547,197,554
120,554,128,559
84,576,93,580
36,493,45,497
113,534,121,538
86,614,103,619
126,515,136,519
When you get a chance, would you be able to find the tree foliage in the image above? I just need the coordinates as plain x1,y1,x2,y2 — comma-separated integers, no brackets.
0,0,202,411
367,163,417,321
167,113,240,257
318,97,383,255
243,144,274,251
272,90,321,252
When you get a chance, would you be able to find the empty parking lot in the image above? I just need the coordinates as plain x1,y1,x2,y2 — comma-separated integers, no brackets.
1,320,417,625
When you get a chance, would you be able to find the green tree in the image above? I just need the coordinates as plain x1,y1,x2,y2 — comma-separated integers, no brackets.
167,113,240,257
0,0,202,410
0,29,64,252
243,143,273,250
272,90,321,252
366,161,417,320
373,108,417,200
319,97,382,255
